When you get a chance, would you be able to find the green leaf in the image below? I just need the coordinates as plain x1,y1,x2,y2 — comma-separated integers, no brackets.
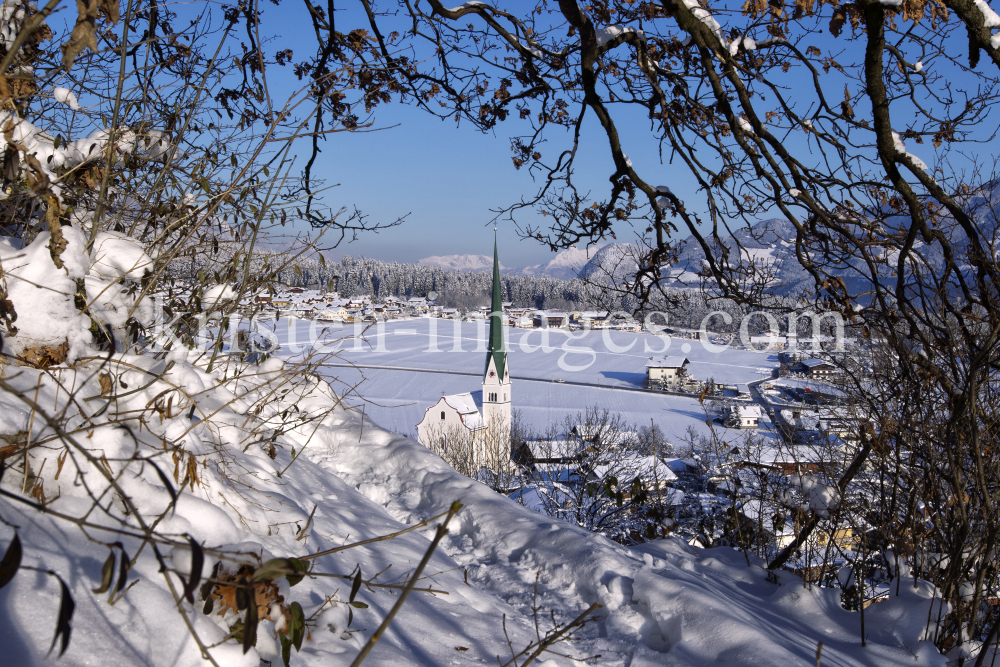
279,632,292,667
91,551,114,594
0,533,21,589
234,586,258,655
290,601,305,651
252,558,292,583
200,561,221,609
349,601,368,609
229,618,244,644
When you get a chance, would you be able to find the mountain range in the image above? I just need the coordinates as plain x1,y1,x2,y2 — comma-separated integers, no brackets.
419,244,605,280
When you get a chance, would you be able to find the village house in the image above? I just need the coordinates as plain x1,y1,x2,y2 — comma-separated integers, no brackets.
571,311,610,328
532,311,569,329
800,358,840,378
645,356,690,388
407,297,429,312
726,404,763,429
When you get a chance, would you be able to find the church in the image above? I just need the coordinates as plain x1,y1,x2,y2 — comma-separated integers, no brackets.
416,237,512,469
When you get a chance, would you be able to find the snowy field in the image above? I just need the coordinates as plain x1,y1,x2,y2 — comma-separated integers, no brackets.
270,316,778,386
267,317,781,443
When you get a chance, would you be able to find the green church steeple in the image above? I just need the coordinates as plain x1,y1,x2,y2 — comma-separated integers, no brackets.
485,233,507,383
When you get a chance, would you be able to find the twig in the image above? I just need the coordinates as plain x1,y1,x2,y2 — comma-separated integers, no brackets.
300,507,453,560
349,501,462,666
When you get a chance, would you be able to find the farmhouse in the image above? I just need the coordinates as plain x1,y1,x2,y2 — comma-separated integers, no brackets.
801,358,840,378
532,311,569,328
645,356,690,388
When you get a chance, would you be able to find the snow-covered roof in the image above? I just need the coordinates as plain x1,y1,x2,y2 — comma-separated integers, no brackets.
592,456,678,482
663,457,700,473
522,438,584,460
441,393,486,431
645,356,689,369
802,358,836,368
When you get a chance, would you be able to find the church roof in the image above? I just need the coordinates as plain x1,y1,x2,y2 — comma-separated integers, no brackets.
441,393,485,431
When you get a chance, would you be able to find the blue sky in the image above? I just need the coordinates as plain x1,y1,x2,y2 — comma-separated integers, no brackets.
256,4,707,268
174,3,973,269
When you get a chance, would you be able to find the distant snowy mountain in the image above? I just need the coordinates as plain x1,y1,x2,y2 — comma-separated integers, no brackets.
579,221,817,296
580,243,641,283
419,245,603,280
418,254,503,272
511,244,604,280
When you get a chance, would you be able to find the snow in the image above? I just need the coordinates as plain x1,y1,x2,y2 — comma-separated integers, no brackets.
52,87,80,110
444,0,484,11
891,131,928,172
442,391,485,430
421,247,602,280
91,230,155,281
913,61,923,72
0,308,955,666
972,0,1000,48
681,0,726,47
791,474,839,518
203,284,236,306
0,226,92,362
789,188,801,198
515,244,603,280
0,110,178,202
729,36,756,55
737,116,753,133
596,24,643,48
975,0,1000,27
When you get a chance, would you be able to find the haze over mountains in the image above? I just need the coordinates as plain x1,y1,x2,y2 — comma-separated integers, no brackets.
419,244,604,280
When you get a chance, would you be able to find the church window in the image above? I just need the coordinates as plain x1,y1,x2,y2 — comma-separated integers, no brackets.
440,411,445,420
